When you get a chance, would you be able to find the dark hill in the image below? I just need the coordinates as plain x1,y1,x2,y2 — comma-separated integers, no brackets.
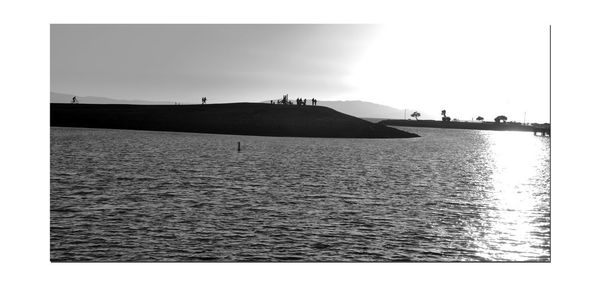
51,103,419,138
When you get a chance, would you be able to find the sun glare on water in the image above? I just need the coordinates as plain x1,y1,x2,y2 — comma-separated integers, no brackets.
474,131,550,260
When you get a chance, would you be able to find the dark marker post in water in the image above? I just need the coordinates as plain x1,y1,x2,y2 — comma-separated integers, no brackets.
237,142,241,152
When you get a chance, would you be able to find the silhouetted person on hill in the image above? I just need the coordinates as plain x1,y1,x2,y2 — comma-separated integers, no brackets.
202,97,207,104
71,96,78,104
303,99,307,106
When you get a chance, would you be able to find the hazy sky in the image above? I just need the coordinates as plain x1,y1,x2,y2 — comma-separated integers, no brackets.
51,24,550,123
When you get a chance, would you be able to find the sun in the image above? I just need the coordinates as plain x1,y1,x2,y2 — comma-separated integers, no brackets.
344,26,418,109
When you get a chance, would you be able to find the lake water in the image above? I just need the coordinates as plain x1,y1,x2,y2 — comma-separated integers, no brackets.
50,127,550,262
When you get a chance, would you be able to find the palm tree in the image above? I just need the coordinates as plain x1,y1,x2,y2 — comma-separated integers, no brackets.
476,116,484,122
441,110,451,122
410,111,421,121
494,115,507,123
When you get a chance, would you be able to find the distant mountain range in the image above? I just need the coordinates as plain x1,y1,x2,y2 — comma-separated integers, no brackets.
51,92,430,120
263,99,432,119
51,92,176,105
317,100,432,120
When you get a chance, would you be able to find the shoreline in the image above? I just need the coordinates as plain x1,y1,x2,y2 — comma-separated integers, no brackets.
379,119,550,133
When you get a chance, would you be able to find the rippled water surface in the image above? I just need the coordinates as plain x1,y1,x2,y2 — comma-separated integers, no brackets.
50,127,550,262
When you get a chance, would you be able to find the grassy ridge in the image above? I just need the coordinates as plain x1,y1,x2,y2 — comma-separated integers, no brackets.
51,103,419,138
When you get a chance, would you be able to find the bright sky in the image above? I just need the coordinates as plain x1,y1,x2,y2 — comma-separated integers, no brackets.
51,24,550,123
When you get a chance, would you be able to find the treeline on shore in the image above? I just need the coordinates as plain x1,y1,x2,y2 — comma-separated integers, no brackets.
378,119,550,132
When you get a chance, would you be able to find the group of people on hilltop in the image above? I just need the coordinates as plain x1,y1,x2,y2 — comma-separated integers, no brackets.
270,94,318,106
295,98,308,106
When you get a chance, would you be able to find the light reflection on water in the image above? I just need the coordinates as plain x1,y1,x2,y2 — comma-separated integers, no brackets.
50,127,550,261
478,131,551,260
